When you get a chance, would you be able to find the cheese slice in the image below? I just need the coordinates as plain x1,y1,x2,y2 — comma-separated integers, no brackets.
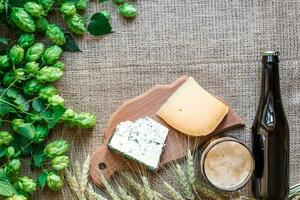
157,77,229,136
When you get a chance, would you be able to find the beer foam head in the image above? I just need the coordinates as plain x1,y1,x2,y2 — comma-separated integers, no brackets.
203,140,253,191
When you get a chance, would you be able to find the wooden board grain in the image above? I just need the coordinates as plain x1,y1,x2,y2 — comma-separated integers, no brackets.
90,76,244,185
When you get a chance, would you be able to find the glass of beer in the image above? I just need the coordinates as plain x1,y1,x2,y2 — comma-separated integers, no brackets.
200,136,254,191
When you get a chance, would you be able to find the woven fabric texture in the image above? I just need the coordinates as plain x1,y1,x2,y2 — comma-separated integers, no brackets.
3,0,300,199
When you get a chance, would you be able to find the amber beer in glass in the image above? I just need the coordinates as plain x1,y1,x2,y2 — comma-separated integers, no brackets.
252,51,289,199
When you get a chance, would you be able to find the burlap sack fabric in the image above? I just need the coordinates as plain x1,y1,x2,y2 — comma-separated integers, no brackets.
2,0,297,199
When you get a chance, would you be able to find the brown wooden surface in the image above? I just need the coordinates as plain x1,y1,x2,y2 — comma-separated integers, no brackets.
90,76,244,185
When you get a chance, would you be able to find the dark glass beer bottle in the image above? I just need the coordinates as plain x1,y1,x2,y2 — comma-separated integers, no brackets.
252,51,289,200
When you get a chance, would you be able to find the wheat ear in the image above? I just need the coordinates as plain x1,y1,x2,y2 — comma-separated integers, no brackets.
195,182,227,200
186,151,196,185
86,183,107,200
118,186,136,200
80,154,91,192
140,176,155,200
163,182,185,200
175,164,195,200
100,174,121,200
65,170,86,200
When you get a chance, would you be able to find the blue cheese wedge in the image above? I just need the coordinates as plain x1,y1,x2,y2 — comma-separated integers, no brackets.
108,117,169,170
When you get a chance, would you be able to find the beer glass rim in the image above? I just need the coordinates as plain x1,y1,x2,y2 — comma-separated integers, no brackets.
200,136,254,192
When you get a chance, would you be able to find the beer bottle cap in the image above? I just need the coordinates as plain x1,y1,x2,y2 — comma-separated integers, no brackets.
262,51,279,63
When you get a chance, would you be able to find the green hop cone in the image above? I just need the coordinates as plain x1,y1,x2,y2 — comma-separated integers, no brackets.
66,14,85,35
74,112,96,128
11,7,36,33
35,16,49,32
46,172,64,191
23,79,42,95
6,159,21,175
36,67,64,83
18,34,35,48
39,0,55,13
60,2,76,16
6,146,15,158
33,124,49,143
119,3,137,18
51,155,69,171
61,108,75,121
100,10,111,19
52,61,64,70
42,45,63,65
0,55,10,69
44,139,69,158
0,131,13,146
38,85,58,100
24,62,40,75
75,0,88,11
17,176,37,193
48,94,64,106
9,45,24,65
3,71,15,87
24,2,44,17
14,68,26,83
25,43,45,62
5,195,27,200
12,119,24,132
46,24,66,45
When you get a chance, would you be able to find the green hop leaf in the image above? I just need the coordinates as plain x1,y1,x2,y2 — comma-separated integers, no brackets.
51,155,69,171
23,79,42,95
100,10,111,19
33,124,49,143
16,176,37,193
25,43,45,62
12,119,35,140
119,3,137,18
5,158,21,175
0,55,10,69
35,16,49,32
61,32,81,52
0,171,15,197
6,146,15,157
44,139,69,158
46,24,66,45
17,34,35,48
36,66,64,83
24,2,44,17
37,170,48,189
75,0,88,11
24,62,40,75
38,85,58,100
87,12,112,36
66,14,85,35
11,7,36,33
51,61,65,70
25,111,44,123
74,112,96,128
5,195,27,200
39,0,55,13
48,95,64,107
60,2,76,16
46,172,64,191
0,131,13,146
42,45,63,65
113,0,124,4
61,108,75,121
9,45,24,65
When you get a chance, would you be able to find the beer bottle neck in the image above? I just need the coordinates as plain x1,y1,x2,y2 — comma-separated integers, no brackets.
260,61,281,100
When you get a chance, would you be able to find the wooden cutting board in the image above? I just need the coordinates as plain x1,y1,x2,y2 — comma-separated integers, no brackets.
90,76,244,185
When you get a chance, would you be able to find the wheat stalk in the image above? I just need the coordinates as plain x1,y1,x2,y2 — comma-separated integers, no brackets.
85,183,107,200
65,170,86,200
100,174,121,200
80,154,91,192
175,164,195,200
163,182,185,200
118,186,136,200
